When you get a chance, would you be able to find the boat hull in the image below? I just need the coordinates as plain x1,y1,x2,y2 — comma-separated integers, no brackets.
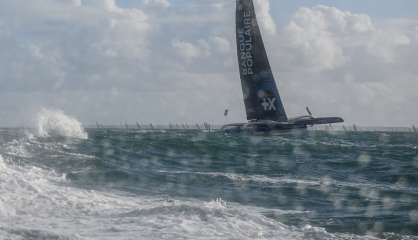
221,117,343,133
222,122,306,133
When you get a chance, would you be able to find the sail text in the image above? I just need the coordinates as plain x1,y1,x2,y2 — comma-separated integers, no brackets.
238,11,253,76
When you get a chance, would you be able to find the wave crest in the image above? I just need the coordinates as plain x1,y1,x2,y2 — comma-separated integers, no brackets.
36,108,88,139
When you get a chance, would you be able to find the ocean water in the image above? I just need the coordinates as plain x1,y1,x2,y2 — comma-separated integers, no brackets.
0,114,417,239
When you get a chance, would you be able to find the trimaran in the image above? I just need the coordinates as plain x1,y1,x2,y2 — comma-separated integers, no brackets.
222,0,344,132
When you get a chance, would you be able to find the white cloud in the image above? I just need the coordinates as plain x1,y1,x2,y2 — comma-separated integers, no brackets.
210,36,231,54
81,0,121,11
254,0,276,35
0,0,150,92
269,5,418,125
0,0,417,127
73,0,82,7
143,0,170,8
283,5,376,71
367,27,411,63
171,39,210,62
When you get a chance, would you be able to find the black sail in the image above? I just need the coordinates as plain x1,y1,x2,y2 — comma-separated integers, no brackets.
236,0,287,122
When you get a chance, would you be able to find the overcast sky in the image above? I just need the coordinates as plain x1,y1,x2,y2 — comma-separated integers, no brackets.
1,0,418,127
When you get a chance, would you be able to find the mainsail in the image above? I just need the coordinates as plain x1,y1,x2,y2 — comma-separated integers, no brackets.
236,0,287,122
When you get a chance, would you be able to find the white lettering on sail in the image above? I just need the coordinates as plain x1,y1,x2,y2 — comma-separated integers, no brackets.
262,98,276,111
239,11,253,76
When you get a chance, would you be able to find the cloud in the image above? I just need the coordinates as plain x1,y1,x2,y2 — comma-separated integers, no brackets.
81,0,121,11
210,36,231,54
171,39,210,62
254,0,277,35
0,0,150,93
282,5,375,71
143,0,170,8
65,0,82,7
0,0,417,126
268,5,418,125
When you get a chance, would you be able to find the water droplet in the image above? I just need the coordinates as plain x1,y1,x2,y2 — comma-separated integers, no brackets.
366,205,378,217
409,210,418,223
357,153,371,168
378,133,390,143
382,197,395,209
396,177,408,188
277,195,288,205
372,221,384,233
320,176,333,193
414,156,418,168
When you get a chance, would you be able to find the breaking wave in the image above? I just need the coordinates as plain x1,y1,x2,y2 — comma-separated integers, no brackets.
36,108,88,139
0,148,389,240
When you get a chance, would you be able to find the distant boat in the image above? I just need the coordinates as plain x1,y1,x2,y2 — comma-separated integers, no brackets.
203,122,211,131
353,124,358,132
413,125,417,133
222,0,344,133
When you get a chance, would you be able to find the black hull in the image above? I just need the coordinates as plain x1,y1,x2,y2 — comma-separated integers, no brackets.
222,117,343,133
222,122,306,134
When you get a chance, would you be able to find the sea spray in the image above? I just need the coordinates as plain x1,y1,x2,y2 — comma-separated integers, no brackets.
36,108,88,139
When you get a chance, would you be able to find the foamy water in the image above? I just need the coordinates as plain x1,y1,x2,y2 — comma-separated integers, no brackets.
0,149,326,240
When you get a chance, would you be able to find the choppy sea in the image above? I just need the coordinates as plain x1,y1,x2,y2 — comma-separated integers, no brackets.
0,111,417,240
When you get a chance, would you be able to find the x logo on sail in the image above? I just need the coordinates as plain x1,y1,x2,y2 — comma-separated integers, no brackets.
262,98,276,111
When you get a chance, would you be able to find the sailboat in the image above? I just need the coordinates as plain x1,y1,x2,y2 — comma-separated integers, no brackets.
222,0,344,132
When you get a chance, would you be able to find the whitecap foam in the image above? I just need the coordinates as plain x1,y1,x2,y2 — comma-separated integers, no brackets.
36,108,88,139
0,152,410,240
3,139,32,159
0,155,17,218
0,156,331,239
0,154,5,170
0,159,402,240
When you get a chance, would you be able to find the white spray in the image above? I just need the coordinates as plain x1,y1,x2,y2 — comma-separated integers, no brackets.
36,108,88,139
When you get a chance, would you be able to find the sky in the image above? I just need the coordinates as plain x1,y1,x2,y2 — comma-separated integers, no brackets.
0,0,418,127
